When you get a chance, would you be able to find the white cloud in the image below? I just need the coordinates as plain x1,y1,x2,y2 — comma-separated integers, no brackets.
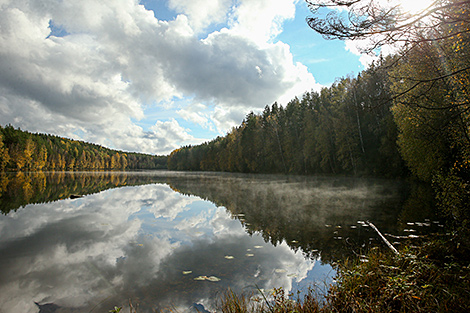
229,0,297,44
345,39,378,68
177,102,213,129
0,0,322,154
168,0,232,32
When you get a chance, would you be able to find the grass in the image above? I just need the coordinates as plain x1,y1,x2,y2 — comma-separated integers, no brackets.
217,235,470,313
217,287,323,313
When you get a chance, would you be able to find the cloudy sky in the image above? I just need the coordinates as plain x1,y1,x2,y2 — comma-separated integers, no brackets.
0,0,366,155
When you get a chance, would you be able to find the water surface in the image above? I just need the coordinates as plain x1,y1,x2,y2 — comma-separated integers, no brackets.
0,171,437,312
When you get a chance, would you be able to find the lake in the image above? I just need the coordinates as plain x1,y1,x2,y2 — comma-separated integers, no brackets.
0,171,439,312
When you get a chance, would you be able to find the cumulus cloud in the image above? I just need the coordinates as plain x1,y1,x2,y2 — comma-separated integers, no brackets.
177,102,213,130
229,0,297,43
168,0,232,32
0,0,321,154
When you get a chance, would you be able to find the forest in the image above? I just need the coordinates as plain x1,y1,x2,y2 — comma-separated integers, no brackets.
167,51,470,231
0,125,167,171
167,0,470,236
168,62,405,178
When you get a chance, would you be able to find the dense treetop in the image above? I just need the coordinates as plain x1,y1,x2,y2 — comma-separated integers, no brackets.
0,125,167,171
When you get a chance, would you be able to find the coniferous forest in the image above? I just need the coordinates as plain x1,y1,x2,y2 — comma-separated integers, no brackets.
168,49,470,236
168,62,405,178
0,125,167,171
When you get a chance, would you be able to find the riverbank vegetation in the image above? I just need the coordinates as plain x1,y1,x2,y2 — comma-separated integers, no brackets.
217,236,470,313
0,125,167,171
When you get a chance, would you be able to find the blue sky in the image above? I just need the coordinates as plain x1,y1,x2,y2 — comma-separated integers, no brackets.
0,0,367,155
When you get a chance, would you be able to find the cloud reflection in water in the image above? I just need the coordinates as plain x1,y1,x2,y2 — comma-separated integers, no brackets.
0,182,326,312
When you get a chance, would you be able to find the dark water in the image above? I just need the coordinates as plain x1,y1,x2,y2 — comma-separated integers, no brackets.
0,171,439,312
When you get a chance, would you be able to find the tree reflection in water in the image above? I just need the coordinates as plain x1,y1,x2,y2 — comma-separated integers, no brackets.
0,171,438,312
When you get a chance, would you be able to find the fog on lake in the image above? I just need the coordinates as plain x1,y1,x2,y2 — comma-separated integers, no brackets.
0,171,438,312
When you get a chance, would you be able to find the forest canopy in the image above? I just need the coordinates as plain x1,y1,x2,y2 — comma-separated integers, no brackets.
0,125,167,171
168,61,406,178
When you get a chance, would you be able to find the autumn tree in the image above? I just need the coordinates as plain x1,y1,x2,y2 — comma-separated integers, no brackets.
0,125,167,171
0,131,10,170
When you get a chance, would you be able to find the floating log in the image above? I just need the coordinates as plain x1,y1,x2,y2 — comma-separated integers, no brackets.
366,221,399,255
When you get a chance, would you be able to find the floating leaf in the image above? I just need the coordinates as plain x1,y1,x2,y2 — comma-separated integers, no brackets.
182,271,192,275
206,276,221,282
254,246,263,249
137,244,143,246
275,269,287,273
194,275,221,282
246,253,254,257
224,255,234,259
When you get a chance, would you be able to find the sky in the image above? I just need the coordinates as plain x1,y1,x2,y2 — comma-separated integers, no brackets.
0,0,367,155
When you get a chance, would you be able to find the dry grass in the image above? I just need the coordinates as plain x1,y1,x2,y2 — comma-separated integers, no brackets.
218,237,470,313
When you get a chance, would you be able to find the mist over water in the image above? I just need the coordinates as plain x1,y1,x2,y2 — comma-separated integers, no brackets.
0,171,437,312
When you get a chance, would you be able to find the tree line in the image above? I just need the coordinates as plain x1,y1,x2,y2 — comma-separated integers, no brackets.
168,0,470,233
0,125,167,171
168,61,406,178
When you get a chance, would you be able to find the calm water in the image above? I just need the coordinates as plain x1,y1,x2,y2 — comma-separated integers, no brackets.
0,171,438,312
